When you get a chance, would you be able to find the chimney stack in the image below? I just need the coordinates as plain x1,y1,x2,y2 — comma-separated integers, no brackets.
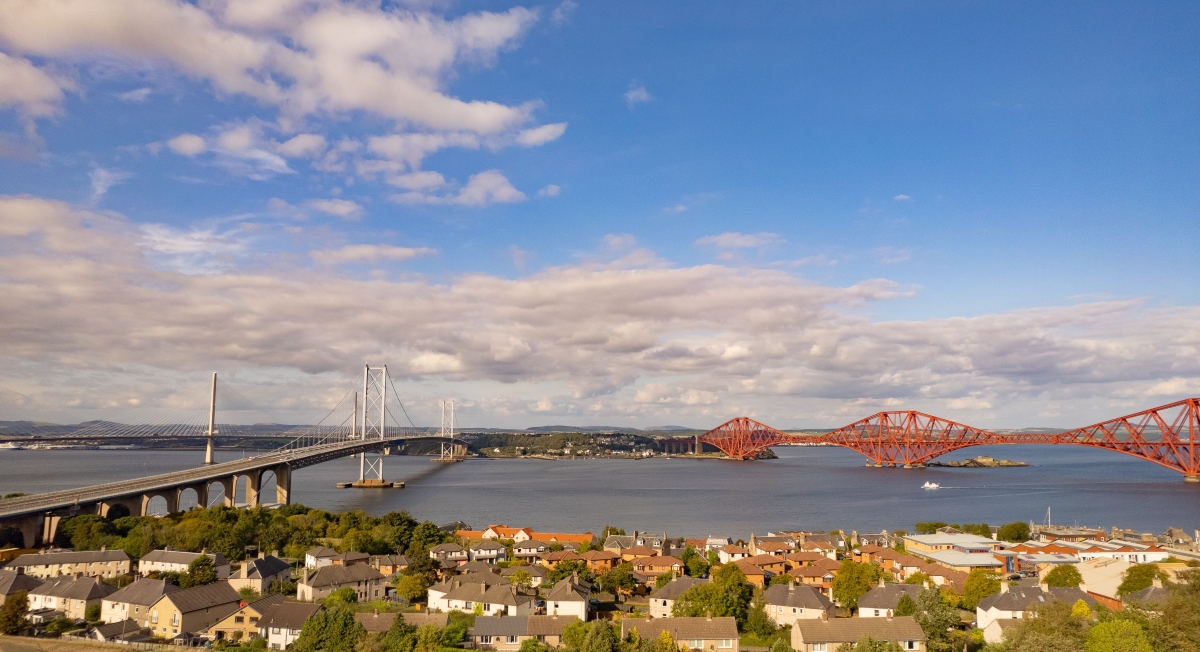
1000,583,1009,594
1152,577,1163,589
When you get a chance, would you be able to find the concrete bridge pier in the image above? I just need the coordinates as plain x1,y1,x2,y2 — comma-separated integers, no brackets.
98,496,142,518
233,470,263,507
177,482,209,511
274,464,292,505
1185,475,1199,483
14,514,41,548
141,490,179,516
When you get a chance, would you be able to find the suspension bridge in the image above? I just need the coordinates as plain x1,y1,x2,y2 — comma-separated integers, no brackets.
0,365,466,547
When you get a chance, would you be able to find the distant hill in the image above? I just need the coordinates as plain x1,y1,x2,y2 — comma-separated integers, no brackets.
644,425,695,431
525,425,643,433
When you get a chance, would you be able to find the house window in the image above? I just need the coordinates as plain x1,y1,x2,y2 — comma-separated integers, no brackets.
688,640,702,649
813,645,827,652
480,636,493,644
874,610,880,616
904,642,918,651
792,608,797,614
466,602,474,609
236,617,245,623
718,640,732,648
273,628,280,634
151,611,158,624
484,604,492,612
507,636,519,644
172,613,179,626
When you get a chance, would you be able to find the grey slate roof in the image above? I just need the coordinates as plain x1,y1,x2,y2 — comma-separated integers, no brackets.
303,563,384,588
258,602,321,631
355,611,450,632
1125,584,1172,606
544,575,589,603
106,578,179,606
306,546,338,559
431,543,467,554
141,549,227,568
11,550,130,566
93,619,143,640
431,572,510,594
440,576,532,607
471,540,506,551
457,561,501,575
762,583,833,610
0,569,43,596
793,616,925,644
472,614,580,637
241,556,291,579
31,576,115,600
856,584,919,611
501,564,546,579
976,586,1096,613
648,576,707,601
620,617,738,641
243,593,287,614
159,582,241,614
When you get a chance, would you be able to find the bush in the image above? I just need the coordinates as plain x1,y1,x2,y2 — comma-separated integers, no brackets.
1045,565,1083,588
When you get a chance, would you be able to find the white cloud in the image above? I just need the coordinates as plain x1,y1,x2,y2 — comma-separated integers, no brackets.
550,0,578,26
311,244,436,266
516,122,567,146
277,133,326,158
0,52,66,117
392,169,526,207
537,184,561,197
88,167,132,202
894,194,911,201
308,198,363,220
603,234,636,251
117,87,152,103
695,232,782,249
873,246,912,264
624,85,651,109
167,134,207,157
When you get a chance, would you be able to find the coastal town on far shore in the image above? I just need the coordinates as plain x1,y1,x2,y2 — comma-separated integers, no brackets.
2,507,1200,652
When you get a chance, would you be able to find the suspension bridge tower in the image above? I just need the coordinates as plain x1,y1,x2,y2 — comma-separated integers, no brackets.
435,400,464,462
345,364,404,488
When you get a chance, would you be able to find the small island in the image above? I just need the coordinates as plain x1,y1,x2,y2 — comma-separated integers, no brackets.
929,454,1028,468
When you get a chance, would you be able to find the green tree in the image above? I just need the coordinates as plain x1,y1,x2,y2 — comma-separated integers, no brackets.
1001,601,1088,652
1045,565,1083,588
395,573,431,602
650,629,679,652
324,587,359,606
404,550,440,581
380,614,417,652
180,554,218,588
519,639,552,652
903,572,929,587
835,637,903,652
769,574,797,587
997,522,1031,543
894,594,916,617
572,620,618,652
912,588,958,652
831,560,883,610
294,607,367,652
406,522,448,555
672,563,753,628
599,563,636,600
743,588,776,638
85,603,101,621
961,569,1001,611
1071,599,1091,619
600,526,626,539
1118,564,1168,598
681,545,709,578
769,638,792,652
914,522,948,535
1085,620,1152,652
0,590,28,635
655,573,673,589
548,559,594,584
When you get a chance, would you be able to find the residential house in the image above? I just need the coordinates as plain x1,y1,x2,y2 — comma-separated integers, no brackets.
259,601,321,650
621,616,739,652
205,593,286,643
428,573,535,616
331,551,370,567
470,614,580,650
704,537,733,551
632,556,685,581
857,532,892,548
543,575,591,619
430,543,469,566
28,576,115,621
717,545,749,564
851,544,889,565
304,547,338,569
100,578,178,626
356,611,450,634
580,550,622,573
1125,578,1172,609
619,546,660,562
977,584,1096,643
648,576,707,619
1163,527,1194,548
370,554,409,576
228,555,292,595
784,552,829,571
792,616,925,652
514,541,551,562
470,540,509,564
753,542,795,557
740,555,788,575
857,582,919,618
533,531,597,548
474,525,535,541
0,568,43,605
502,564,547,587
605,532,669,554
762,583,832,626
456,560,503,576
541,550,584,569
9,548,132,579
732,559,773,587
790,565,834,596
297,564,386,602
799,541,838,561
138,548,230,579
89,619,150,643
146,582,242,641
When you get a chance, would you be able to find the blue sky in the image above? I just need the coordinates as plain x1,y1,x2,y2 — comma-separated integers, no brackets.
0,0,1197,429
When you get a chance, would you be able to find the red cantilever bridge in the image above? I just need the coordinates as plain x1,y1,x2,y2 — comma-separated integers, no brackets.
697,398,1200,482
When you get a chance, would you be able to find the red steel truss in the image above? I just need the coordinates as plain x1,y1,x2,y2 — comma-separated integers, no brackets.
699,398,1200,480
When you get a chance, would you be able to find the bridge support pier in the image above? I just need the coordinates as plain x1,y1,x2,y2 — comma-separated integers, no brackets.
1186,475,1199,483
275,464,291,505
97,496,142,519
141,490,178,516
240,471,263,507
178,482,209,510
13,514,41,548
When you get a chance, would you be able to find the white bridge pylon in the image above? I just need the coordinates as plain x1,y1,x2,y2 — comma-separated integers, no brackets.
357,363,389,484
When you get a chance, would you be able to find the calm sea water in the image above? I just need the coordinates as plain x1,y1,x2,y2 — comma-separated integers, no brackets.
1,445,1197,537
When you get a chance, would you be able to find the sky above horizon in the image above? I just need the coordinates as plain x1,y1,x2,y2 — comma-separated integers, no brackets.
0,0,1198,430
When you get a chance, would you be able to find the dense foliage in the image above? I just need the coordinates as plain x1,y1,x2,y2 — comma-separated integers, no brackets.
1044,565,1083,588
962,569,1001,611
832,559,883,610
996,522,1031,543
672,564,753,627
0,590,28,635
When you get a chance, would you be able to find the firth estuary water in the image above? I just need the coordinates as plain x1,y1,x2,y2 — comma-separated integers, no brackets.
1,445,1196,536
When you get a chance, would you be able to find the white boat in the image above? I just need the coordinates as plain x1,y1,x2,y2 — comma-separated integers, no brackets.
922,481,940,490
0,442,23,450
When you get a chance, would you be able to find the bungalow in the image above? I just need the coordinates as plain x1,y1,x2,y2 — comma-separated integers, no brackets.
753,542,795,557
139,548,230,579
297,564,386,602
792,616,925,652
470,540,509,564
514,541,551,562
605,532,669,553
621,616,739,652
857,532,892,548
370,554,409,576
146,582,242,641
502,564,548,587
762,583,832,626
304,547,338,569
9,548,132,579
259,601,322,650
100,578,178,626
717,545,749,565
429,574,536,616
648,576,707,618
470,614,580,650
228,555,292,595
857,582,920,618
0,568,43,605
580,550,622,573
705,537,734,551
481,525,536,541
1124,578,1171,609
430,543,469,566
977,584,1096,643
428,572,508,606
205,593,286,643
29,576,115,621
544,574,591,620
632,556,685,581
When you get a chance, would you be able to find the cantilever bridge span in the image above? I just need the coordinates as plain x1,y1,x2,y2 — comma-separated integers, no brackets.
701,398,1200,481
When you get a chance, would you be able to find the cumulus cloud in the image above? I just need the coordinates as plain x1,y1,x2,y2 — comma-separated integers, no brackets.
167,134,207,156
277,133,326,158
550,0,578,26
695,232,782,249
391,169,526,206
0,51,67,117
308,198,363,220
3,195,1199,426
624,85,651,109
516,122,567,146
311,244,436,266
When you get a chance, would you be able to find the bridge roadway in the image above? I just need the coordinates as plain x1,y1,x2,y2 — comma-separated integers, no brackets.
0,435,465,548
